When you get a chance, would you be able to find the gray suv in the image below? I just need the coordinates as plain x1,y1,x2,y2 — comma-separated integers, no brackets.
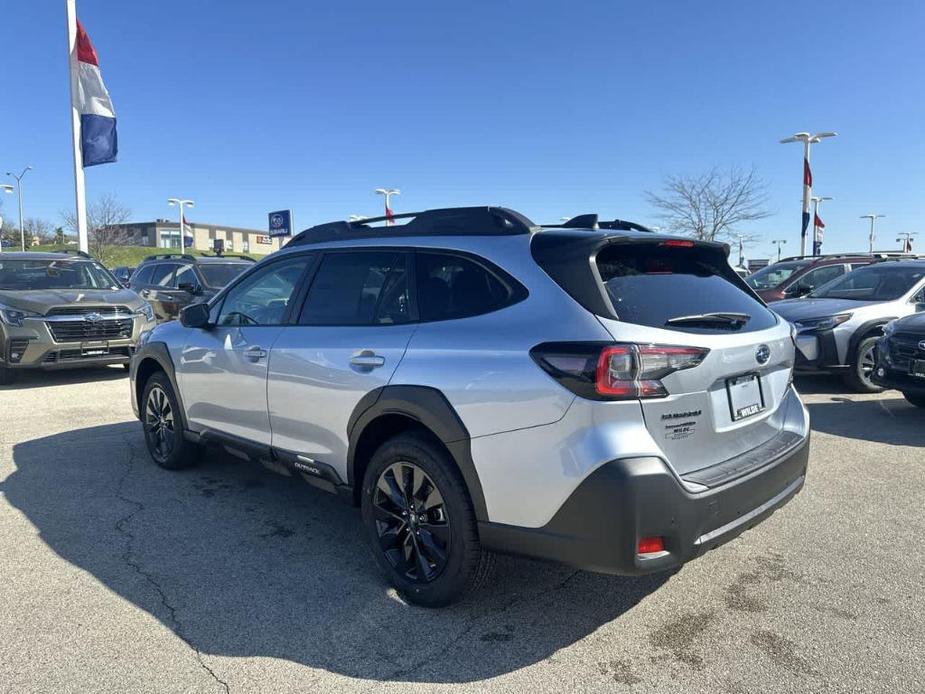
771,260,925,392
130,207,810,606
1,251,155,385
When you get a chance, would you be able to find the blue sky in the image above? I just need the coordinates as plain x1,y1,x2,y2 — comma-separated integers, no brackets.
2,0,924,258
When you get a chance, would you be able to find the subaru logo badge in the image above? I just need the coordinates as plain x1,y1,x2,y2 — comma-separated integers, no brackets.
756,344,771,364
919,340,925,352
84,312,103,323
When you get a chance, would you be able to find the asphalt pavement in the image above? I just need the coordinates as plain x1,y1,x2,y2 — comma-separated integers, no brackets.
0,368,923,693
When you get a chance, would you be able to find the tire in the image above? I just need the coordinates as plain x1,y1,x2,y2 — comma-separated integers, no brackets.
843,336,885,393
902,392,925,408
0,366,15,386
140,371,199,470
361,432,493,607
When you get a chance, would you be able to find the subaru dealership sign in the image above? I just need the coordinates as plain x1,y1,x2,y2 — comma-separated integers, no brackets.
268,210,293,238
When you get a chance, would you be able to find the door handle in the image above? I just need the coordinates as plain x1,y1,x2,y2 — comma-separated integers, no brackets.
244,346,268,362
350,350,385,369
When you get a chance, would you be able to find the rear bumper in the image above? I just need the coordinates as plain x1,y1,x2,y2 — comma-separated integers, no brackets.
479,432,809,575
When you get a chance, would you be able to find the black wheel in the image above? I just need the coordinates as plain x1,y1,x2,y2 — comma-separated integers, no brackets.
361,433,493,607
0,366,15,386
844,336,884,393
902,392,925,408
141,372,198,469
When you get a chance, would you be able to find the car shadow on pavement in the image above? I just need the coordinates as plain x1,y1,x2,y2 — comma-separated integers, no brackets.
2,422,668,684
806,396,925,446
0,366,128,390
793,374,855,396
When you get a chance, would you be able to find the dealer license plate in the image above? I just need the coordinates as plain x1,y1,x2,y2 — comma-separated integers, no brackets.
81,341,110,357
727,373,765,421
911,359,925,378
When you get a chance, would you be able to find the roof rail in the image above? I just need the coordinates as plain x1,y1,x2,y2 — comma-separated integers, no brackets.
779,251,920,262
287,206,536,247
199,252,257,261
139,253,199,263
49,249,93,259
541,214,654,233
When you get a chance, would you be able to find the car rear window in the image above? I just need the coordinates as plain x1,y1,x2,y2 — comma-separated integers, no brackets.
596,244,778,333
198,263,249,288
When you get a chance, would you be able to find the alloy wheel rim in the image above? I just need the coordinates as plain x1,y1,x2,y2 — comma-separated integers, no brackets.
860,344,877,381
373,461,450,583
144,386,175,461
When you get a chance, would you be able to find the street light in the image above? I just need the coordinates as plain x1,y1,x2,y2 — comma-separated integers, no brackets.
5,165,33,252
810,195,832,256
375,188,400,225
896,231,916,253
780,132,836,257
167,198,195,250
771,239,787,262
0,184,12,254
860,214,885,255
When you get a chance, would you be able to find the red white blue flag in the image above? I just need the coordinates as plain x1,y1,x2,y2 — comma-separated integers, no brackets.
801,158,812,249
73,20,117,167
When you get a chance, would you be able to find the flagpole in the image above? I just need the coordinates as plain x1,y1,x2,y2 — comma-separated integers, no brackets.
65,0,89,254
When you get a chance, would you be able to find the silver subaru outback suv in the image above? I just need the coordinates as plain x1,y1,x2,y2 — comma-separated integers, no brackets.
130,207,810,606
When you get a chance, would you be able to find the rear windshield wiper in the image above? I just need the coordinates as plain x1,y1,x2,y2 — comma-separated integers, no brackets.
665,312,751,328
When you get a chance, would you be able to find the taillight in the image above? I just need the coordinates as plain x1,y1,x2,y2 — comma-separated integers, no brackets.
531,342,709,401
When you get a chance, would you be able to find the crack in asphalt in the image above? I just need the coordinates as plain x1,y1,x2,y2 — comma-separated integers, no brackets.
113,436,230,694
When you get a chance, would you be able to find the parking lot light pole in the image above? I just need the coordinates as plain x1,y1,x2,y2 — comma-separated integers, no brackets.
375,188,400,225
810,195,832,256
780,132,836,257
771,239,787,262
860,214,885,255
5,166,33,251
167,198,195,250
896,231,916,253
0,184,13,254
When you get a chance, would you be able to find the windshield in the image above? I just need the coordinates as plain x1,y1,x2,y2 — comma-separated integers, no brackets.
745,261,809,290
809,264,925,301
0,259,119,290
198,263,249,288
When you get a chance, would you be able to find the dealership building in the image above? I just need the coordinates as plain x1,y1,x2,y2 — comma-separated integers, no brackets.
101,219,287,254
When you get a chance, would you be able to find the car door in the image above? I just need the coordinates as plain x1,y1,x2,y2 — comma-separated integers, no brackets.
267,249,416,476
166,264,204,319
177,254,315,445
139,263,179,321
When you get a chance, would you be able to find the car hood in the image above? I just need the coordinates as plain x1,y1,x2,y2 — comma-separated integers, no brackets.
893,311,925,333
0,288,144,315
771,297,877,322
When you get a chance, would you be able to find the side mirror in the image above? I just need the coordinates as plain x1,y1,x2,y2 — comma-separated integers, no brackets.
788,284,813,298
179,302,212,329
177,281,201,294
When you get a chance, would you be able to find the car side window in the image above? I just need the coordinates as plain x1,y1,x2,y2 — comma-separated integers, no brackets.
416,252,514,321
172,264,201,291
148,263,176,287
217,256,312,326
790,265,844,295
131,265,154,286
299,251,410,326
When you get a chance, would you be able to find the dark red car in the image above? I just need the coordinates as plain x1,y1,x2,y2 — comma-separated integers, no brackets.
747,254,881,302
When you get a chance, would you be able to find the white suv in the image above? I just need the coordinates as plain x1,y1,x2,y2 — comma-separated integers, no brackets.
130,207,810,606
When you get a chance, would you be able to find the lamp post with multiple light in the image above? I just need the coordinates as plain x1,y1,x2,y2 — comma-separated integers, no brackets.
810,195,832,255
167,198,195,249
780,132,836,256
5,166,33,251
771,239,787,262
860,214,885,255
896,231,917,253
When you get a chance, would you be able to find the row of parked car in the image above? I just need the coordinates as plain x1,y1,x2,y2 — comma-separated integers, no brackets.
1,211,922,606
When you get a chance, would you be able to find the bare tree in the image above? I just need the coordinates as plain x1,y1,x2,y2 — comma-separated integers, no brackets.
646,167,771,243
61,193,131,262
23,217,54,245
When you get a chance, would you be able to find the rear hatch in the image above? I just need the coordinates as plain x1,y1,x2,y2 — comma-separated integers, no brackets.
532,233,795,478
594,239,793,475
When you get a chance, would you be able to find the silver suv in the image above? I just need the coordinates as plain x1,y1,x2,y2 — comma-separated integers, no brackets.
771,260,925,392
130,207,810,606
